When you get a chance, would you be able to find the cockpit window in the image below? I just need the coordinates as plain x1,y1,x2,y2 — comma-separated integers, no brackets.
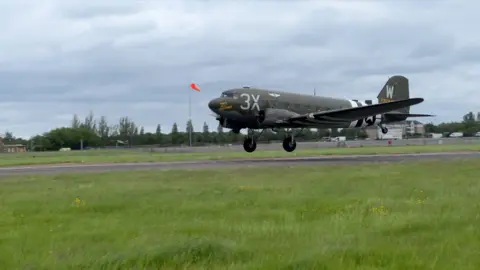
221,92,238,99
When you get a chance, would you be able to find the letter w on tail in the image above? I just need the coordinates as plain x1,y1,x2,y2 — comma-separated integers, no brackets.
386,85,394,99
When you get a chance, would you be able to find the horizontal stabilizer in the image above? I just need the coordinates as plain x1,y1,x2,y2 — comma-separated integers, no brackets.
385,113,435,117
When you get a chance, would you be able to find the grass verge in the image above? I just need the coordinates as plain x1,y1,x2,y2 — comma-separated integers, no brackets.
1,160,479,269
1,144,479,167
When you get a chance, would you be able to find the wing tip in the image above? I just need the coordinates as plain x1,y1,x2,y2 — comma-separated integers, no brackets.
411,97,424,102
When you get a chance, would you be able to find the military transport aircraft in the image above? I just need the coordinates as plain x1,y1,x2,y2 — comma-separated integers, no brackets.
205,75,433,153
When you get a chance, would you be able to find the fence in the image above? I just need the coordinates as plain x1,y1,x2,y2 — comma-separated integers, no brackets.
127,137,480,153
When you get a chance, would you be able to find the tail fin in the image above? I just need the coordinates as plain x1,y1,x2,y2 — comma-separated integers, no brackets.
377,75,435,121
377,75,410,113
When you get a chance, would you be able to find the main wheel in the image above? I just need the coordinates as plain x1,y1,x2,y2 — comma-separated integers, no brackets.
243,137,257,152
381,127,388,134
282,136,297,152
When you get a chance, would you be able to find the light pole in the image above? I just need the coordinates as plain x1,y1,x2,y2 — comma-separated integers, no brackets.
188,89,192,147
188,82,201,147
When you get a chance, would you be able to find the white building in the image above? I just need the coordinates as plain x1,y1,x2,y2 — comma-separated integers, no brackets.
367,120,426,140
403,120,425,135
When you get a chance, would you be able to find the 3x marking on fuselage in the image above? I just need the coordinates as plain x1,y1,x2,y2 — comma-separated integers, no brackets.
239,93,260,111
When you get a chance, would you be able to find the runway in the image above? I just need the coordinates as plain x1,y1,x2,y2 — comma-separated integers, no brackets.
0,151,479,176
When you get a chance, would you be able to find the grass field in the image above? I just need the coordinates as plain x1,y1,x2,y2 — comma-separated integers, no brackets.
1,144,480,167
1,160,479,269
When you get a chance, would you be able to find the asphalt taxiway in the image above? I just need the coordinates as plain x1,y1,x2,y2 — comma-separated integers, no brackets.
0,151,479,176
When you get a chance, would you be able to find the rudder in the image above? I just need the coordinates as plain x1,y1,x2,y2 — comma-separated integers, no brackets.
377,75,410,114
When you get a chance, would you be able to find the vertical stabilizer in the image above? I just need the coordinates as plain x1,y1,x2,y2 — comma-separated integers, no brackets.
377,75,410,114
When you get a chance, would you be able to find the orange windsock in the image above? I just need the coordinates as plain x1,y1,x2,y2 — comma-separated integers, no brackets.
190,83,200,92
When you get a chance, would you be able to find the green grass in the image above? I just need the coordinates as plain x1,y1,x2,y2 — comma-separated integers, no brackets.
1,160,480,269
1,144,480,167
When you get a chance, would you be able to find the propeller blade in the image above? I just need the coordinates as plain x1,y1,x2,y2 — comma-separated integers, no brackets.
209,113,221,120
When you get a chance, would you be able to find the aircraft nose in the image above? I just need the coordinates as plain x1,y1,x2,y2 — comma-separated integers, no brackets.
208,98,219,111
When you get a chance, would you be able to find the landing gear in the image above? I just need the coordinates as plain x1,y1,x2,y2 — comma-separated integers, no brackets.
242,129,264,153
281,128,303,152
381,126,388,134
241,128,302,153
282,135,296,152
243,137,256,152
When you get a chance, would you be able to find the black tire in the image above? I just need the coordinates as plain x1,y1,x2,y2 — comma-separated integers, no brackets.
282,136,297,152
243,138,257,152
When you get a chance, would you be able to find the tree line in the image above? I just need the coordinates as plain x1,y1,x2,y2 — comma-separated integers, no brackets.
424,111,480,137
2,111,479,151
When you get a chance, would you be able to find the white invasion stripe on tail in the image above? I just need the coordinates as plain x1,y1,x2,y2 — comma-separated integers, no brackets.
358,100,368,107
347,99,358,108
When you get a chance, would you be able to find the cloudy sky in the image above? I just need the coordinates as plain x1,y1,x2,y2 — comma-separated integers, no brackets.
1,0,478,138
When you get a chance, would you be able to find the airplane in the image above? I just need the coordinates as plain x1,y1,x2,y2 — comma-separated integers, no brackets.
206,75,433,153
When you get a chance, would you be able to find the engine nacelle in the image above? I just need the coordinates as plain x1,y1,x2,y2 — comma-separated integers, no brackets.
218,116,243,130
257,108,299,127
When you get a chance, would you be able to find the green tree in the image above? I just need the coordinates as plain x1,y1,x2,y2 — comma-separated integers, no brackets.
71,114,81,128
155,124,162,144
83,110,96,132
463,112,475,122
202,122,210,143
171,122,179,144
4,131,14,142
45,127,100,150
96,116,110,146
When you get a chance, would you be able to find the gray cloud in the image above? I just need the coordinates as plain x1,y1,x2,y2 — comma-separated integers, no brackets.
0,1,478,138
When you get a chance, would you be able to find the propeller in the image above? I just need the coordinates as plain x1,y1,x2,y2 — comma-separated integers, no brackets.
211,113,226,126
209,113,220,119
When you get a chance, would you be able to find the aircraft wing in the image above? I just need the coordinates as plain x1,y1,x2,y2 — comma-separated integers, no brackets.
288,98,424,123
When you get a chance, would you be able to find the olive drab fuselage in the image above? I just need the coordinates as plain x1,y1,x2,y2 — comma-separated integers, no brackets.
208,87,383,130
